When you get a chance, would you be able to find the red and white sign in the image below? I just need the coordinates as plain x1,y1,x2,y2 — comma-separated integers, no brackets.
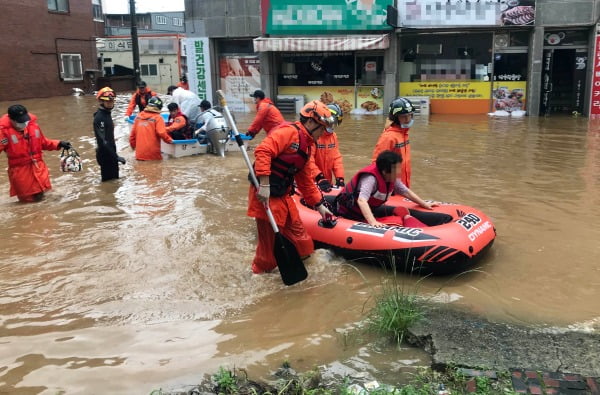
365,61,377,72
590,34,600,117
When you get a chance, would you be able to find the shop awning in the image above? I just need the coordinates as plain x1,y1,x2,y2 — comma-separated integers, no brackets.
253,34,389,52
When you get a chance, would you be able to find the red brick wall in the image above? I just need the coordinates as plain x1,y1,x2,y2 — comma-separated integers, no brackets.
0,0,104,101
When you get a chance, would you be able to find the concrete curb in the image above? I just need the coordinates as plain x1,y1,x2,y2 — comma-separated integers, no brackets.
406,305,600,393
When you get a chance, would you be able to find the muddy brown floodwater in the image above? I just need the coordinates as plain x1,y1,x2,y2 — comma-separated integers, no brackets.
0,94,598,394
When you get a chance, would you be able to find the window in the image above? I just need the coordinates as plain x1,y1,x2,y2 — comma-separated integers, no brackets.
48,0,69,13
60,53,83,81
356,55,384,85
277,52,355,86
141,64,158,76
399,33,493,82
173,17,183,27
155,15,167,25
92,0,103,21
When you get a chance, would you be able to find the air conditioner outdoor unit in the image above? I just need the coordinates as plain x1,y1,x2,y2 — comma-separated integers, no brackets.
494,34,509,49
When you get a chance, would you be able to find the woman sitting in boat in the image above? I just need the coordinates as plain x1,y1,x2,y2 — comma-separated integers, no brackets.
335,150,436,228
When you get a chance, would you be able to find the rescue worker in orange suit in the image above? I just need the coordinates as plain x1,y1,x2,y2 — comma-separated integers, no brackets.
165,102,191,140
176,75,189,90
245,89,285,139
248,100,335,274
0,104,71,202
371,97,415,188
307,103,345,192
336,150,435,228
125,81,158,117
93,87,126,182
129,96,173,160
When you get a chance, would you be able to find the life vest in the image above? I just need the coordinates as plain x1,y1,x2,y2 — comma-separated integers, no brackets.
167,111,192,139
252,123,311,197
336,163,394,218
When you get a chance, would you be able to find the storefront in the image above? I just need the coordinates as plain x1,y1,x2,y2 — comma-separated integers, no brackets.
253,0,394,114
539,29,590,115
392,0,536,114
255,36,390,114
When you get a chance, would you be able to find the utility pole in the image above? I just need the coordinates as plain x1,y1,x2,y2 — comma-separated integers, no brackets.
129,0,141,84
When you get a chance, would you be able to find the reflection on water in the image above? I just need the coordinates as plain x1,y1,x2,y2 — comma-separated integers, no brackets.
0,95,599,392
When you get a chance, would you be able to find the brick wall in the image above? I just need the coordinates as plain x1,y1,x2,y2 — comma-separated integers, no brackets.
0,0,104,101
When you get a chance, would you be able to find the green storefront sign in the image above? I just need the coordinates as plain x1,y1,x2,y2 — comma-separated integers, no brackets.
265,0,393,34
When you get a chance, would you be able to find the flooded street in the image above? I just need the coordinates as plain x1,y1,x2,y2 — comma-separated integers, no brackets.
0,94,599,394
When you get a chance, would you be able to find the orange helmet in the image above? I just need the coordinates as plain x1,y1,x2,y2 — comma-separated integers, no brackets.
97,87,116,101
300,100,334,128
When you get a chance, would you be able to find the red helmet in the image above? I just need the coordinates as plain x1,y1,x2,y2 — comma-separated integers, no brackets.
97,87,116,101
300,100,334,128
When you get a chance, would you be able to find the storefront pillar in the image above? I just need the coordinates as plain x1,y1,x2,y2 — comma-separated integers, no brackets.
383,33,399,112
527,26,545,116
584,25,598,116
258,51,276,99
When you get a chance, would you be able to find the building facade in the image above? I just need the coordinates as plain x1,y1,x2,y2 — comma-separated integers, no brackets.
184,0,262,111
390,0,600,116
97,34,185,95
99,10,186,94
0,0,104,101
184,0,600,116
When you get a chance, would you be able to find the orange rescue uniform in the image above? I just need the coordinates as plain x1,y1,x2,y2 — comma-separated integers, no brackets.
165,112,189,139
129,110,173,160
247,121,323,273
247,98,285,138
371,124,411,187
0,113,60,200
125,88,158,117
307,131,344,182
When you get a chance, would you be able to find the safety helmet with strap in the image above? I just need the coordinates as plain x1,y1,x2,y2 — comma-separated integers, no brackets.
146,96,163,111
389,97,414,118
325,103,343,133
300,100,335,130
97,87,116,101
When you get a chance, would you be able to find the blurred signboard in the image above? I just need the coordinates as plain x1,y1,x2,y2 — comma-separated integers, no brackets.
397,0,535,27
262,0,393,34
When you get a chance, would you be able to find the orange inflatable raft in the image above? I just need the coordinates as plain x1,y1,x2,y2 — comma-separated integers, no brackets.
293,191,496,275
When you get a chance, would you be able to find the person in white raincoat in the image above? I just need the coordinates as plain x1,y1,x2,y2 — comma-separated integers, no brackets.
167,86,201,126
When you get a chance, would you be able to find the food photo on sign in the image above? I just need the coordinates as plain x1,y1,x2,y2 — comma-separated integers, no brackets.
499,0,535,26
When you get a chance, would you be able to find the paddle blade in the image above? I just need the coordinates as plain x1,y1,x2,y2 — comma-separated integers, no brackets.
274,232,308,286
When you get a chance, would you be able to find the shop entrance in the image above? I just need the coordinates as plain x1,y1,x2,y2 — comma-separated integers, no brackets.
540,48,588,116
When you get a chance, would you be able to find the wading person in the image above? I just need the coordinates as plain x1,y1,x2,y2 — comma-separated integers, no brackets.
336,150,435,228
125,81,157,117
246,89,285,139
248,100,334,274
371,97,416,187
308,103,345,192
93,87,126,182
0,104,71,202
129,97,173,161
